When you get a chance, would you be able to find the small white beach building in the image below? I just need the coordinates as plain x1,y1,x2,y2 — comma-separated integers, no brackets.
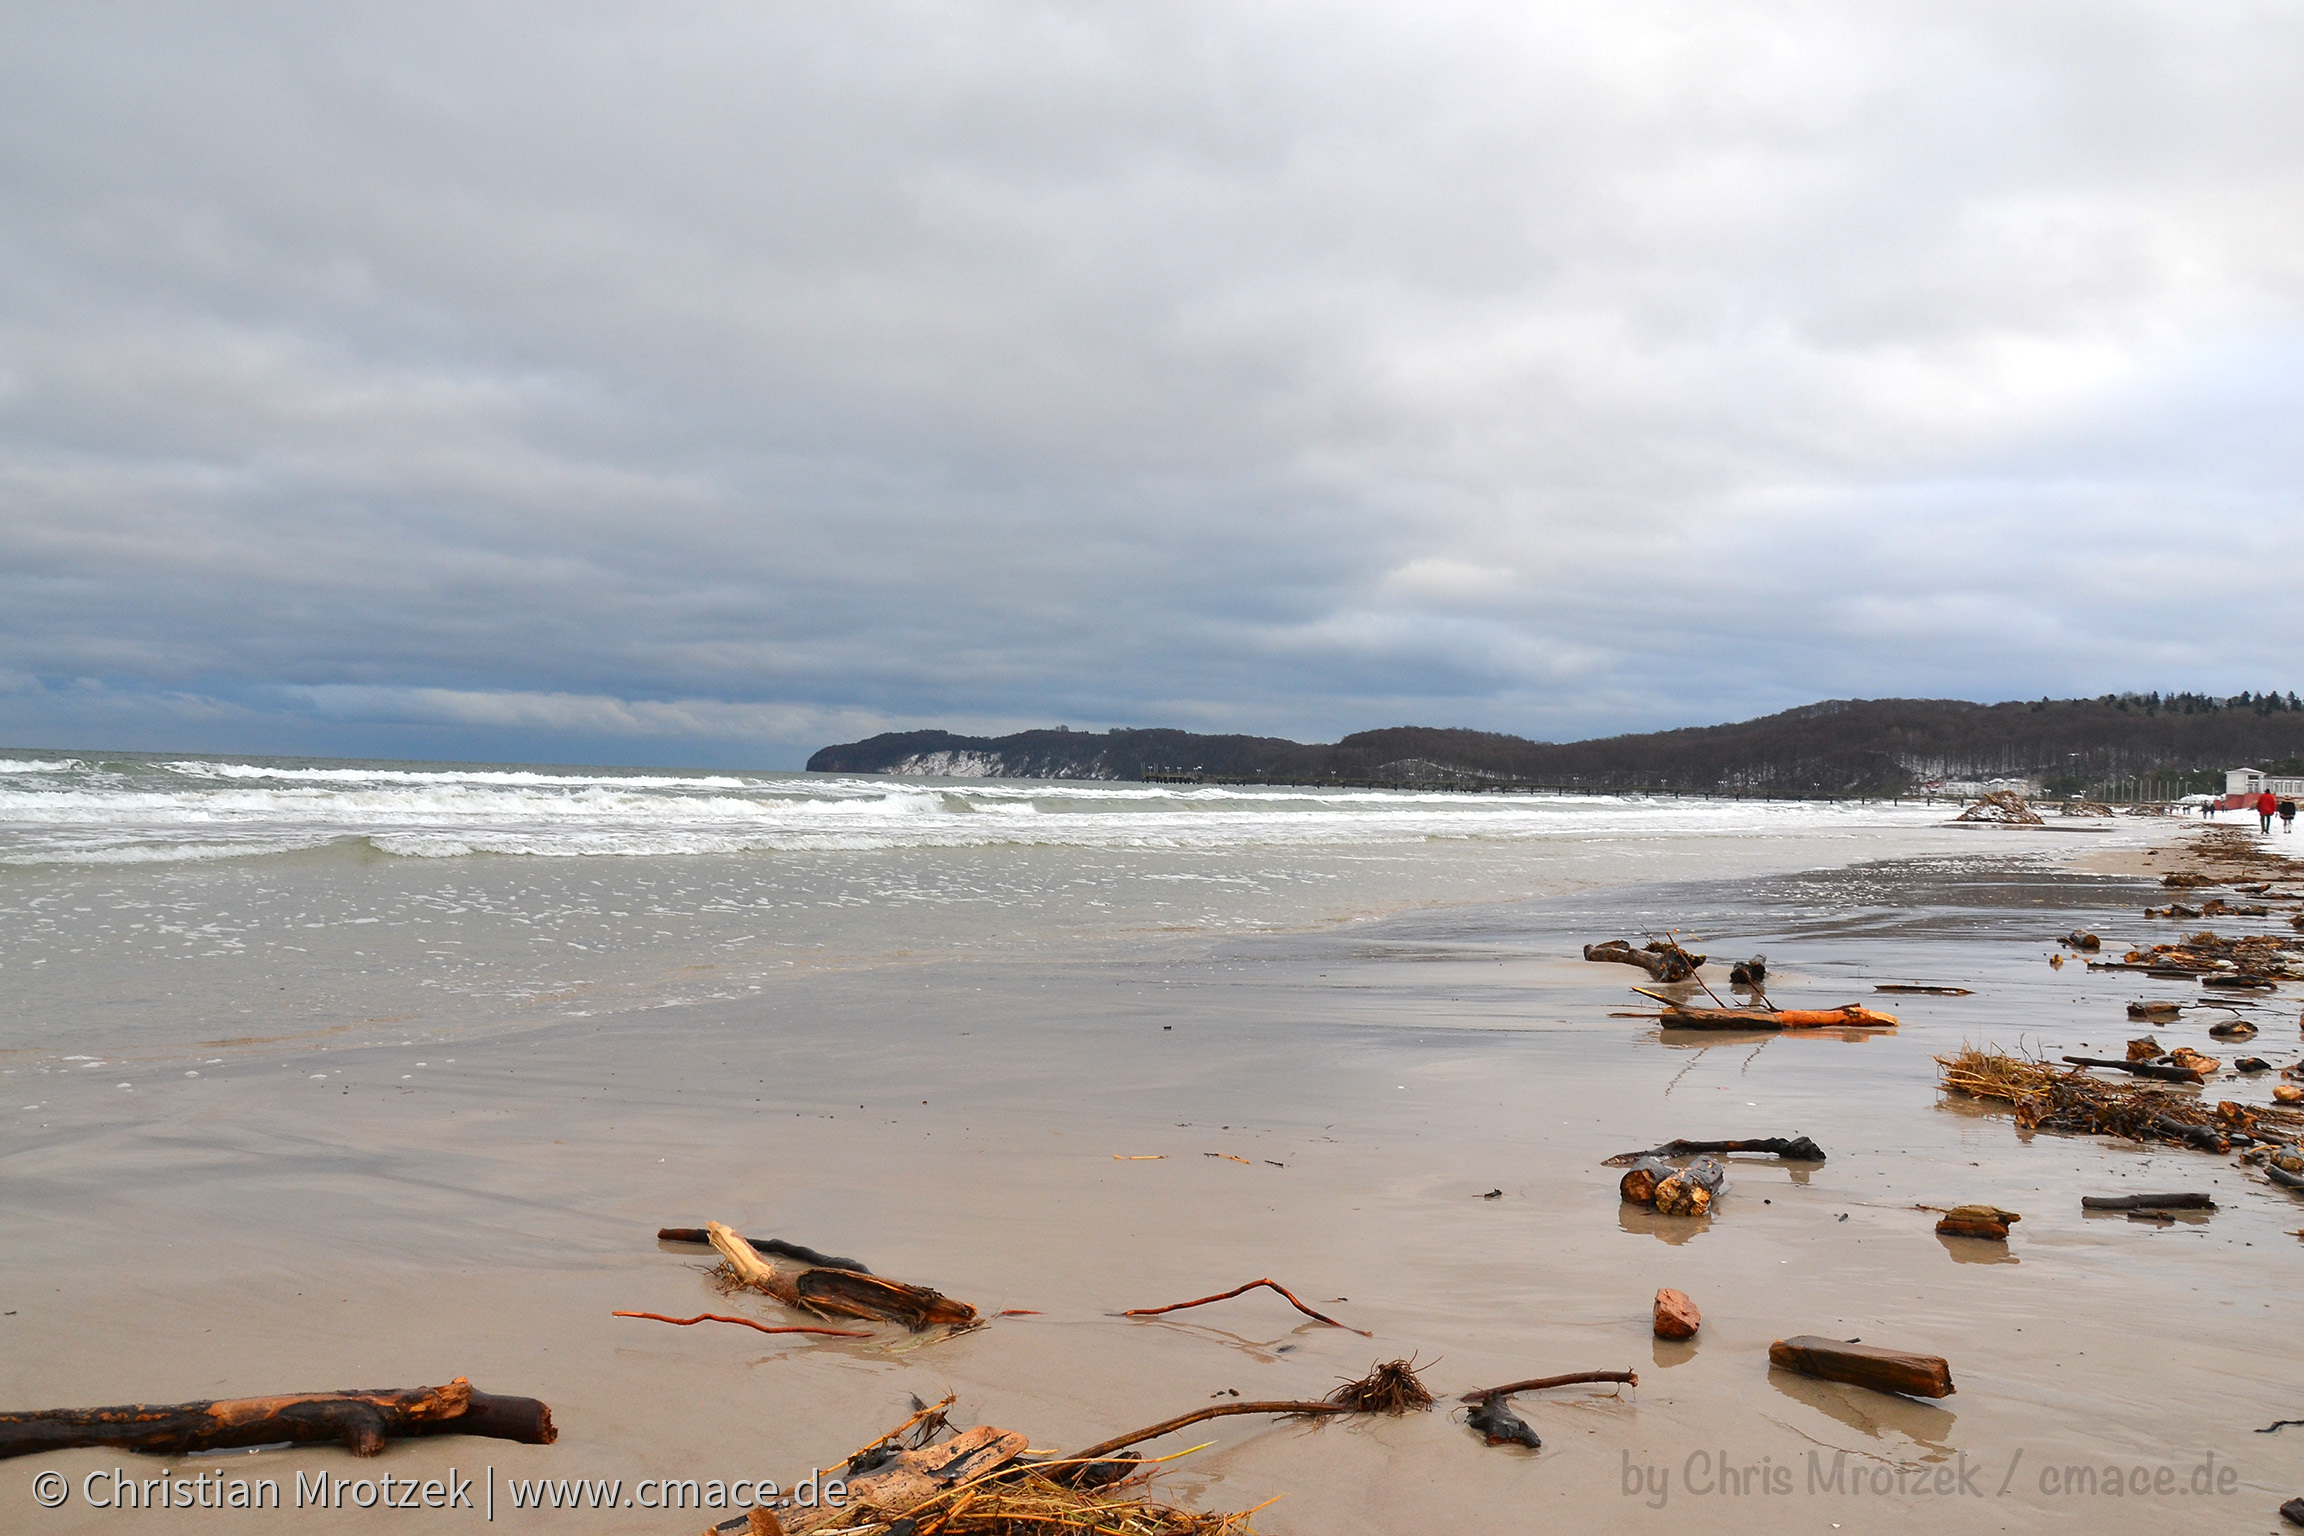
2226,768,2304,797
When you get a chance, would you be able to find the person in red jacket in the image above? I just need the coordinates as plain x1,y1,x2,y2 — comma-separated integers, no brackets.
2260,790,2278,832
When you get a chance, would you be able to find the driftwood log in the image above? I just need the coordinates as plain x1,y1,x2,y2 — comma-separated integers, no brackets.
1653,1159,1725,1217
1584,940,1702,982
1769,1336,1954,1399
1603,1136,1825,1167
0,1379,552,1460
659,1226,872,1274
1619,1157,1725,1214
1616,1157,1674,1206
706,1222,974,1331
2062,1055,2206,1084
2080,1192,2215,1211
1658,1003,1897,1030
1875,984,1972,995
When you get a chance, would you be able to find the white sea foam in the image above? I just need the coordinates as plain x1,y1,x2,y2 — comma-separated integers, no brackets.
0,750,2004,867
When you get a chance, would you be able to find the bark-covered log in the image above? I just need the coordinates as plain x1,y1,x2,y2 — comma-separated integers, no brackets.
1617,1157,1673,1206
2079,1192,2217,1210
0,1379,552,1461
1583,940,1703,982
1768,1337,1954,1399
706,1222,973,1330
1652,1158,1726,1217
1603,1136,1825,1167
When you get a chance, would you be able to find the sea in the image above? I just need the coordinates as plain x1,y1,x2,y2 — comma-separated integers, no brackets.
0,748,2066,1062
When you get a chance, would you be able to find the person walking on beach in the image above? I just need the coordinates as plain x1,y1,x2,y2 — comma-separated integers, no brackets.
2283,797,2297,834
2260,790,2278,833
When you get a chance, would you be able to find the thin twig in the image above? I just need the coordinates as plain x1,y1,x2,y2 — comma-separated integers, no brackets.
1122,1279,1371,1335
839,1393,957,1468
1064,1401,1351,1465
1458,1369,1638,1402
611,1310,871,1338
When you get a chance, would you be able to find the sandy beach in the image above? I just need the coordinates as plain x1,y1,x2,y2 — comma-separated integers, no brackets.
6,780,2303,1534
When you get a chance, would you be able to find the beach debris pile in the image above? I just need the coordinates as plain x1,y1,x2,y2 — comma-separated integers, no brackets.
724,1361,1461,1535
1936,1047,2304,1154
2108,930,2304,982
1954,790,2043,825
0,1379,554,1460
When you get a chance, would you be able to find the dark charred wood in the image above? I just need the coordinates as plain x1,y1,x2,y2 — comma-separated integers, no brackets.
0,1380,552,1461
1603,1136,1825,1167
2079,1192,2216,1210
2061,1055,2206,1084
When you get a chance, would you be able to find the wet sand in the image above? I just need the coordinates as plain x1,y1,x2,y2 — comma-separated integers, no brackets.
8,820,2304,1533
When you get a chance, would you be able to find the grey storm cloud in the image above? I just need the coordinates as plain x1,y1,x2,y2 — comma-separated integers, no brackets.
3,2,2301,765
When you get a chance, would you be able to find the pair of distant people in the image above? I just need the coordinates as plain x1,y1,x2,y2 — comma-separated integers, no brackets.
2256,790,2296,833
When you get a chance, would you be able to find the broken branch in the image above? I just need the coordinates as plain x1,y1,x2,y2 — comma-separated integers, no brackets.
1457,1370,1638,1402
611,1311,869,1338
1122,1278,1370,1335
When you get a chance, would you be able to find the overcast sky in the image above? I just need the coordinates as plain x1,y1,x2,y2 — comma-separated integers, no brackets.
3,4,2300,767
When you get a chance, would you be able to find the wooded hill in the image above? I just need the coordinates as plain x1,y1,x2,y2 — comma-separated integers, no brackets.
806,692,2304,797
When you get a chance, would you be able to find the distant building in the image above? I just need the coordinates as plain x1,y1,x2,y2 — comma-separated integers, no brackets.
2226,768,2304,797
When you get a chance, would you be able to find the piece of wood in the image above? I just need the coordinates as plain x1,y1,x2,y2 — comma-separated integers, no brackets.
1617,1157,1673,1206
1659,1004,1898,1030
1875,984,1972,995
1652,1158,1725,1217
1583,940,1702,982
1934,1204,2019,1240
1603,1136,1825,1167
704,1220,976,1330
658,1227,873,1274
612,1311,871,1339
2061,1055,2206,1084
0,1379,552,1461
1768,1336,1954,1399
1653,1289,1699,1339
1456,1370,1638,1402
781,1424,1029,1535
1121,1278,1369,1335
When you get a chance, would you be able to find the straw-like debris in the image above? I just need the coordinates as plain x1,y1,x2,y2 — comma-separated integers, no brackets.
1325,1359,1433,1414
1935,1046,2304,1151
828,1468,1256,1536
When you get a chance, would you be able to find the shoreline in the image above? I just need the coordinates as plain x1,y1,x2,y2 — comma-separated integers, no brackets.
11,815,2304,1532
